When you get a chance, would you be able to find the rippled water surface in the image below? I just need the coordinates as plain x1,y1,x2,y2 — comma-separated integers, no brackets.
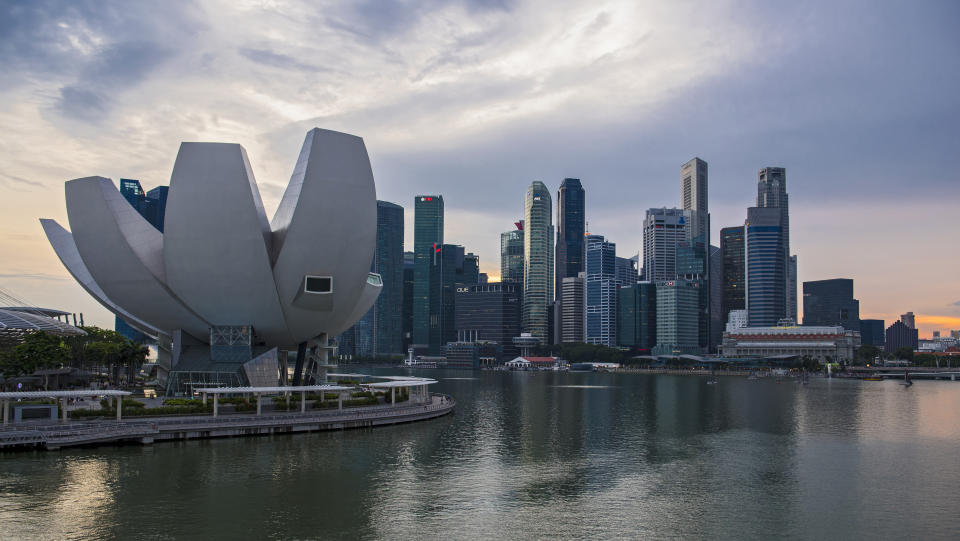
2,369,959,540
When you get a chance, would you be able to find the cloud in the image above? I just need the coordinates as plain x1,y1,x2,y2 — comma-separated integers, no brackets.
56,86,108,120
0,173,44,190
0,272,68,282
238,47,328,73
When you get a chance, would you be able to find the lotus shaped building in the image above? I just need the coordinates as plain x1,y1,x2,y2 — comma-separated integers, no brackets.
41,128,382,394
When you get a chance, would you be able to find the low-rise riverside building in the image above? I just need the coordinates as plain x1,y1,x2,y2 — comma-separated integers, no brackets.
504,356,559,370
720,325,861,363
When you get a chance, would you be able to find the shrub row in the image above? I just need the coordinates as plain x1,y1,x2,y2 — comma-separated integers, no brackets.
71,404,210,418
314,396,378,408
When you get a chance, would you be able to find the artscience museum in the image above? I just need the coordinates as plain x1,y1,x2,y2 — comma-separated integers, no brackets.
41,128,382,395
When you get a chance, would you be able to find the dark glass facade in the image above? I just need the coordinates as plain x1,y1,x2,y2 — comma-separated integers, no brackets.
677,239,708,350
617,282,656,351
884,320,918,353
455,282,522,360
615,256,638,287
374,201,404,356
402,251,414,353
555,178,585,299
757,167,791,320
413,195,443,352
437,244,464,352
720,226,745,323
338,200,405,358
119,178,167,232
500,225,524,284
460,253,480,288
802,278,860,331
860,319,885,347
745,207,785,327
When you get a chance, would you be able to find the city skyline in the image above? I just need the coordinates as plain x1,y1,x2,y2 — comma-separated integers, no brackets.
1,1,958,337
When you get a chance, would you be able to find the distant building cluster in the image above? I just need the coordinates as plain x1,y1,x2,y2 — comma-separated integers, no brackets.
113,156,941,369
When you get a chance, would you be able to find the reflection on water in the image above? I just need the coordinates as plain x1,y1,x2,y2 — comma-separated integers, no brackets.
1,369,959,540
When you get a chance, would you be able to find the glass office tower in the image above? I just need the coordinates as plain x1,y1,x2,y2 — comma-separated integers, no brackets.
523,181,553,342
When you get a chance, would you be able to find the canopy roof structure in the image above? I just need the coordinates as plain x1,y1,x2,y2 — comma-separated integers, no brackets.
0,307,71,318
0,308,86,346
0,390,130,399
365,379,438,389
193,385,353,395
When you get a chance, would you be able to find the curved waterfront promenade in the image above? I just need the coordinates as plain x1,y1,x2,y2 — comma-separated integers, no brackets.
0,394,455,451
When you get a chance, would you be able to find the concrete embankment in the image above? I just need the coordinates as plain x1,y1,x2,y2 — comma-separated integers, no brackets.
0,395,455,451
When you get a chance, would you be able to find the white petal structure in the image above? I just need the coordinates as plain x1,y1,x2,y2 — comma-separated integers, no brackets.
271,128,378,339
41,128,381,351
164,143,291,346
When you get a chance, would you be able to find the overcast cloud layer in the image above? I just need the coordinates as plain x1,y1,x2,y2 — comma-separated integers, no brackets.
1,0,958,335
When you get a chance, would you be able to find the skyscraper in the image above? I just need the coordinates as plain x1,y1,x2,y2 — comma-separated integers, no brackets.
413,195,443,353
461,253,480,288
901,311,916,329
455,282,522,360
500,222,524,284
402,251,414,353
615,256,638,287
373,201,404,356
860,319,886,347
438,243,465,351
523,181,554,342
120,178,145,208
788,255,798,322
709,244,723,349
681,158,709,246
757,167,792,321
618,281,656,350
654,279,701,355
555,178,585,299
339,201,405,358
680,158,713,352
642,208,686,282
802,278,860,332
885,318,918,353
585,234,617,346
560,273,585,343
720,226,745,325
745,206,786,327
677,225,709,351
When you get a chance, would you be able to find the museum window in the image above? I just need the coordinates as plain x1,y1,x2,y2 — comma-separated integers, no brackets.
305,276,333,294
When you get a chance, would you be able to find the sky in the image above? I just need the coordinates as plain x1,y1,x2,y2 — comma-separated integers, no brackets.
1,0,958,337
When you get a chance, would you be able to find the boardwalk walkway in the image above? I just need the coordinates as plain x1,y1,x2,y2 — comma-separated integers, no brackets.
0,394,455,451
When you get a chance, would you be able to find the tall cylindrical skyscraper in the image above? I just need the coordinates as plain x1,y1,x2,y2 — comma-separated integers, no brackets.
523,181,554,342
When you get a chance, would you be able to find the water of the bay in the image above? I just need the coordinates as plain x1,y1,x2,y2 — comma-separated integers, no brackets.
2,368,959,540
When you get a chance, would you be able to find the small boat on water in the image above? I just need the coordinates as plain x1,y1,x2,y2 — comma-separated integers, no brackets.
863,376,884,382
900,371,913,387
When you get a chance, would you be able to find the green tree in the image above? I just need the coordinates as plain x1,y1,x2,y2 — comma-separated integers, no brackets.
0,332,70,377
857,345,880,364
894,347,915,363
